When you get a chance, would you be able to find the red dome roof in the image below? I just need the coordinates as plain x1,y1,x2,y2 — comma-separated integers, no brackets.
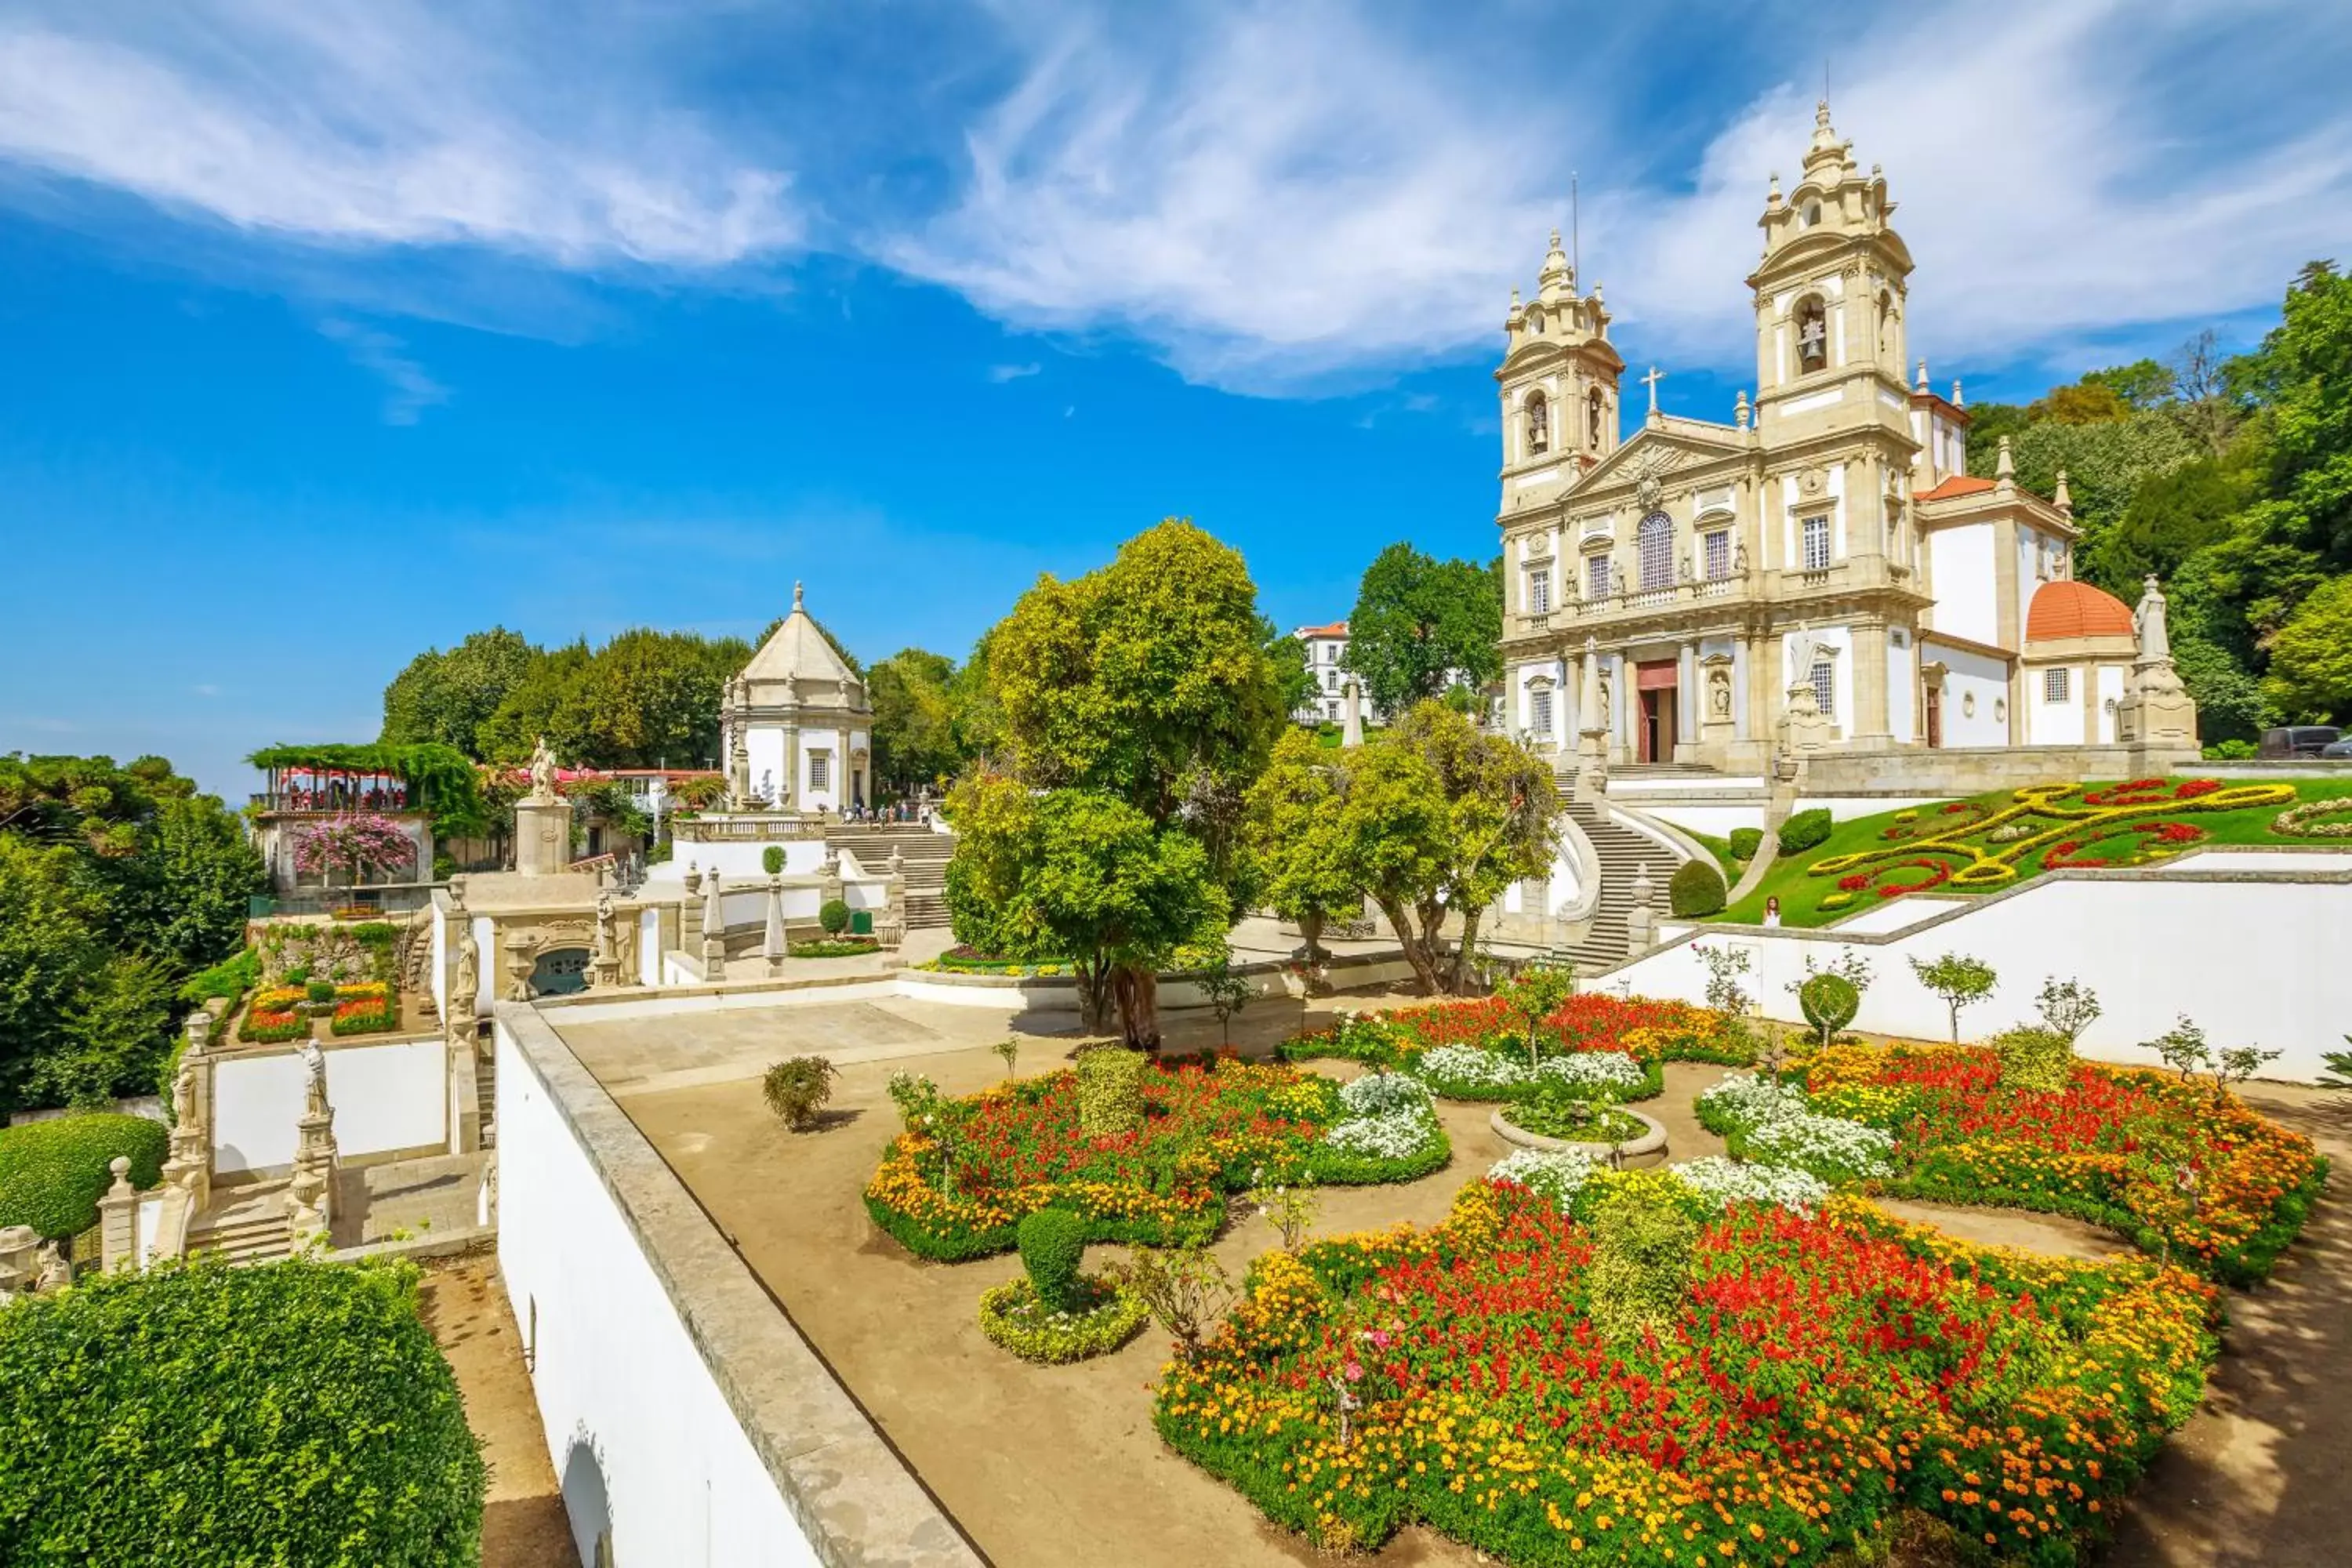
2026,579,2133,642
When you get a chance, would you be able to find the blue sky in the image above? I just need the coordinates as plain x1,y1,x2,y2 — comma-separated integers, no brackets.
2,1,2347,799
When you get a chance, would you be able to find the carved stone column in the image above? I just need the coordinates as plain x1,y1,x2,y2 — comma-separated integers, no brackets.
701,871,728,981
762,876,787,978
98,1157,140,1275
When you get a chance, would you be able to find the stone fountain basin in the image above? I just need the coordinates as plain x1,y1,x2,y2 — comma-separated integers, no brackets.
1489,1105,1669,1167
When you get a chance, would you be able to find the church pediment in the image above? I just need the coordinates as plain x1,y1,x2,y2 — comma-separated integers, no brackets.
1568,423,1746,503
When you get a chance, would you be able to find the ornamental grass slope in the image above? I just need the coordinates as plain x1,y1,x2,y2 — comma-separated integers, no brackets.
864,1053,1449,1261
1156,1177,2218,1567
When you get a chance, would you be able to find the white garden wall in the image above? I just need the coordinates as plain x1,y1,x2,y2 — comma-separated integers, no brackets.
1610,866,2352,1082
212,1036,448,1175
493,1007,979,1568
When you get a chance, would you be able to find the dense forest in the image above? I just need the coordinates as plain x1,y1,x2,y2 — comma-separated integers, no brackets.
1962,261,2352,740
0,755,261,1112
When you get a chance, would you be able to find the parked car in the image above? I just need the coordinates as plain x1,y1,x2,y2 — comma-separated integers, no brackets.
2321,737,2352,759
2259,725,2343,758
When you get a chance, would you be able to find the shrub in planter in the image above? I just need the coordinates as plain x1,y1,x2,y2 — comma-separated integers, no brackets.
762,1055,840,1131
1667,858,1727,918
976,1273,1149,1364
761,845,786,875
304,978,336,1004
1017,1207,1088,1310
818,898,851,935
0,1258,484,1567
1727,827,1763,862
0,1112,168,1240
1777,808,1834,855
1991,1025,2075,1092
1798,972,1861,1042
1583,1170,1700,1345
1076,1046,1145,1136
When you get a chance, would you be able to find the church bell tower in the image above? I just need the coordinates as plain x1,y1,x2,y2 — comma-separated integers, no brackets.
1747,101,1915,437
1496,228,1625,507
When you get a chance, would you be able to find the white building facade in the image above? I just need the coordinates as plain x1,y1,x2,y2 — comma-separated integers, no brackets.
720,584,873,812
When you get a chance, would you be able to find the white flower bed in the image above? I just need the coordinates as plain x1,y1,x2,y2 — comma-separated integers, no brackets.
1323,1105,1442,1160
1671,1156,1831,1214
1741,1112,1896,1179
1338,1070,1434,1117
1536,1051,1645,1093
1414,1045,1527,1092
1488,1148,1602,1206
1696,1073,1811,1127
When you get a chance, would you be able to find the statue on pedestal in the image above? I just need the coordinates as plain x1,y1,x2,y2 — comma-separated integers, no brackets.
527,737,561,800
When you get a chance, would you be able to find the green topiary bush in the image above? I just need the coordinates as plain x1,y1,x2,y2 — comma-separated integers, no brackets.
0,1113,168,1240
1727,827,1763,862
1582,1171,1700,1345
304,978,336,1004
0,1258,484,1566
1991,1025,2076,1092
1777,808,1834,855
1016,1207,1088,1311
1797,973,1861,1043
761,845,786,875
818,898,851,935
1076,1047,1145,1138
761,1055,840,1131
1667,858,1727,918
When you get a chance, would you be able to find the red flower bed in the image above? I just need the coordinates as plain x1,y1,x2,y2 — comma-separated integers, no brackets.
2042,819,2207,870
2082,778,2223,808
1872,858,1951,898
1156,1178,2217,1565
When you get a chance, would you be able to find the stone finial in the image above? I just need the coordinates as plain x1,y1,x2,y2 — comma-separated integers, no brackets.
106,1156,132,1197
1994,435,2016,484
2053,468,2073,515
1734,389,1751,430
1632,863,1655,906
1915,359,1929,393
683,860,702,896
793,580,805,611
1951,378,1964,408
1766,171,1782,207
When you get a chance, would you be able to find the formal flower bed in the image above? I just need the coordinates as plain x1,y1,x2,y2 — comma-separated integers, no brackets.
864,1056,1448,1261
1154,1174,2218,1565
1795,1044,2326,1285
238,985,310,1044
1283,994,1749,1082
328,982,398,1036
1497,1097,1649,1145
1409,1044,1659,1104
2273,797,2352,838
789,936,881,958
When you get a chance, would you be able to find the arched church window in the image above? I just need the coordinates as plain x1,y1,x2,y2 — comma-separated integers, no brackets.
1524,392,1549,456
1802,200,1823,228
1586,387,1606,448
1637,512,1673,591
1877,290,1896,358
1795,296,1828,374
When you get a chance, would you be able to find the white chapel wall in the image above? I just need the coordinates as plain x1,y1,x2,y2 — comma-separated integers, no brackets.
1929,641,2009,748
212,1036,448,1176
1926,525,1998,648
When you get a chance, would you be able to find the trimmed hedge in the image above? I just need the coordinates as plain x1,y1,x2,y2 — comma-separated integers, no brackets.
1017,1207,1088,1309
818,898,851,935
1667,858,1727,918
0,1258,484,1566
1797,973,1860,1037
0,1113,168,1240
978,1276,1149,1363
1777,808,1834,855
1727,827,1763,862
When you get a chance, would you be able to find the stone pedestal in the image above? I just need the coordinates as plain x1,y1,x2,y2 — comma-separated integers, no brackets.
98,1157,139,1274
286,1106,338,1247
0,1225,41,1297
514,795,572,877
1776,683,1836,755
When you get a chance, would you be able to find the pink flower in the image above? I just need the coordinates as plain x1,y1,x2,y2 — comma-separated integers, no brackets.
1343,1361,1365,1382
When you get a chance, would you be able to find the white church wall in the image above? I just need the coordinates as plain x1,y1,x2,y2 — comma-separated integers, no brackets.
2097,664,2125,744
676,839,828,881
1828,463,1847,557
2030,666,2085,746
746,728,786,808
472,915,497,1019
1886,630,1917,740
637,909,662,986
1929,641,2009,748
1608,872,2352,1083
1926,525,1998,648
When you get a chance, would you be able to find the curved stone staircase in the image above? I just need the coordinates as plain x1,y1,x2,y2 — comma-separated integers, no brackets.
1544,770,1699,978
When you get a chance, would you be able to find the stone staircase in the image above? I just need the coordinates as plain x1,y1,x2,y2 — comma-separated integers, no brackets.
824,825,954,931
186,1183,294,1266
475,1044,496,1149
1548,780,1692,978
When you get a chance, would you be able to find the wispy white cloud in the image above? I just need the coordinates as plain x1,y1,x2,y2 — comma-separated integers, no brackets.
987,361,1042,382
0,2,801,267
317,318,448,424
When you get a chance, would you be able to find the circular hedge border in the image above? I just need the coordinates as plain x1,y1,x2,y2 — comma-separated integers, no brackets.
977,1275,1149,1363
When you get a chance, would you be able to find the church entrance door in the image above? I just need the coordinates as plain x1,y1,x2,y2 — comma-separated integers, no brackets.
1635,660,1679,764
1924,685,1943,748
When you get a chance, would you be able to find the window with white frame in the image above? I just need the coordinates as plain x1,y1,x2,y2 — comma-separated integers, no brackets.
2043,668,2071,702
1531,687,1554,736
1637,512,1673,590
1703,529,1731,579
1323,670,1339,692
809,750,832,792
1801,514,1831,571
1527,568,1551,615
1586,553,1612,599
1809,661,1836,717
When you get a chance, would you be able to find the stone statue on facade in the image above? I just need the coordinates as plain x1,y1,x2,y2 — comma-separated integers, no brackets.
298,1039,330,1119
1733,539,1750,575
1784,625,1826,689
172,1062,196,1127
1708,665,1733,720
590,893,622,989
452,927,480,1018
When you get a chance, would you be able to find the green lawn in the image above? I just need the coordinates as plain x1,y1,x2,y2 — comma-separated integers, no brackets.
1713,775,2352,929
1682,827,1749,884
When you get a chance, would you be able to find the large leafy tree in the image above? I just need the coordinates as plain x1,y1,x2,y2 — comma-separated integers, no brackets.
379,627,540,755
1244,703,1556,996
961,520,1288,1044
1341,543,1502,716
867,648,963,793
2264,575,2352,722
1260,615,1319,718
942,776,1219,1034
1240,729,1368,949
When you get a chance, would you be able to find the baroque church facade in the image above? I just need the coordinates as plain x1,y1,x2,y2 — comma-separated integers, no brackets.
1496,102,2141,771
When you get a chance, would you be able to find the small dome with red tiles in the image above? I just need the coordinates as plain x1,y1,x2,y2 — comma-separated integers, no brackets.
2026,579,2133,642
